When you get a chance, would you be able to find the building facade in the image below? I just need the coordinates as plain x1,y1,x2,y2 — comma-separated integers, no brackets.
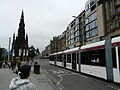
50,36,59,54
58,31,66,51
12,11,28,59
45,0,120,54
66,11,85,49
84,0,105,44
103,0,120,38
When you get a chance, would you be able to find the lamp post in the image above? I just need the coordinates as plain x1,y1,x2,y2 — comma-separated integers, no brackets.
8,37,11,61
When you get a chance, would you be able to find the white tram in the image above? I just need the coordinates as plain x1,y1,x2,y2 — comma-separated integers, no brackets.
49,36,120,83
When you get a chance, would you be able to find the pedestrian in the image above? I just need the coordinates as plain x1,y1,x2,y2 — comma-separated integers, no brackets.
11,60,16,71
21,60,26,66
17,60,21,71
8,61,11,69
9,65,37,90
2,62,6,68
0,61,3,68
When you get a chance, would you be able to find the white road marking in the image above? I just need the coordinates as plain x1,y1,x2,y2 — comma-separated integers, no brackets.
107,85,119,90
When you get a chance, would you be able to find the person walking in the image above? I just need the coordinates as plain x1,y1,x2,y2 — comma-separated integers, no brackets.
9,65,37,90
17,60,21,71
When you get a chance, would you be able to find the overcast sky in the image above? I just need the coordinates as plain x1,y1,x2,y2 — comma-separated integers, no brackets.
0,0,88,52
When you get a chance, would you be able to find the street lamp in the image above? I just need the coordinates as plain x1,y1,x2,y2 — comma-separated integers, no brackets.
8,37,11,61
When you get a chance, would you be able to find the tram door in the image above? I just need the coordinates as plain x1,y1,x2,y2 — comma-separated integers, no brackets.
72,53,77,70
63,54,66,67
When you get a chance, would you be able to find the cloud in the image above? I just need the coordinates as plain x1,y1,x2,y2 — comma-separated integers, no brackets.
0,0,88,51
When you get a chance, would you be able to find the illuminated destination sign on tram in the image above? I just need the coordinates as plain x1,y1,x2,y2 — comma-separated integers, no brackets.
91,58,100,63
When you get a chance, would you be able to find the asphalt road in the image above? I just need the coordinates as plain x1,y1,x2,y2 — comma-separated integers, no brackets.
38,59,120,90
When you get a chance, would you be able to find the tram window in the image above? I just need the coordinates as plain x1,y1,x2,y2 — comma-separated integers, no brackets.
77,53,79,64
57,55,59,61
49,56,51,61
54,56,57,61
50,55,54,61
72,53,76,62
59,54,62,62
81,49,106,66
64,54,66,61
67,54,71,63
112,48,117,68
57,54,62,62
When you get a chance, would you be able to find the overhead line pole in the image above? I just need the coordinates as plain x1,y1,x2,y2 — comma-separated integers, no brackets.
8,37,11,61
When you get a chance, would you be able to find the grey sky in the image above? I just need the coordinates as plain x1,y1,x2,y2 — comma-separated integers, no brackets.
0,0,87,52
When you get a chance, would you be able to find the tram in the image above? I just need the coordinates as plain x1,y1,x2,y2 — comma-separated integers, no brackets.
49,36,120,83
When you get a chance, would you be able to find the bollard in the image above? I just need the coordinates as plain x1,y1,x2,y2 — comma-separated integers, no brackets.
34,65,40,74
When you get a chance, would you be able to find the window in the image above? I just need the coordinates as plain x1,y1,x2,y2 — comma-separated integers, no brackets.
75,26,77,31
64,54,66,62
71,34,74,39
71,29,74,34
75,18,79,24
86,28,98,39
112,48,117,68
81,49,106,66
72,53,76,63
90,20,97,29
85,18,89,24
91,28,98,37
86,32,90,38
76,37,79,42
79,36,83,42
77,31,79,36
77,53,79,64
90,0,97,6
110,23,114,30
71,39,74,44
85,25,90,31
85,2,90,11
89,12,97,22
91,38,100,43
67,54,71,63
49,56,54,61
57,54,62,62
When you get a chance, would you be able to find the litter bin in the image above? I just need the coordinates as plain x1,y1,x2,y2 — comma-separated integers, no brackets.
34,65,40,74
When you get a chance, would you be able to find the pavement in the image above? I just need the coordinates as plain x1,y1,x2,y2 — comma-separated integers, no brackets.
0,67,59,90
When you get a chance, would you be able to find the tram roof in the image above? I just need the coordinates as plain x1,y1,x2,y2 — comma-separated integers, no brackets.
63,47,79,53
49,52,57,55
112,36,120,43
81,40,105,50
